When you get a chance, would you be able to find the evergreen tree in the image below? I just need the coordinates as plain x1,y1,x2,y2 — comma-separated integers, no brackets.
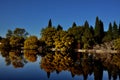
99,20,104,39
0,36,2,41
72,22,77,28
94,16,104,43
102,22,113,42
90,26,94,36
48,19,52,27
82,21,94,48
84,20,89,28
113,21,119,39
57,24,63,31
119,24,120,35
107,22,113,40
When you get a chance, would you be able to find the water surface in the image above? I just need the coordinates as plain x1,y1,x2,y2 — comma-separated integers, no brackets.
0,50,120,80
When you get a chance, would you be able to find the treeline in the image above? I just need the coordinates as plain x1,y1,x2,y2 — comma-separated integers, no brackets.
0,16,120,51
40,16,120,50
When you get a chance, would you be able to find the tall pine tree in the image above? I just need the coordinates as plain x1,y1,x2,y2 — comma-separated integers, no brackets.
113,21,119,39
94,16,104,43
48,19,52,27
103,22,113,42
72,22,77,28
82,21,94,48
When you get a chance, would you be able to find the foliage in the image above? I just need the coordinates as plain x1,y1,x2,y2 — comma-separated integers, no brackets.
41,27,57,47
9,51,24,68
1,16,120,51
24,36,38,49
0,38,11,51
13,28,29,38
82,21,95,49
113,21,119,39
57,24,63,31
0,36,2,41
53,30,66,50
41,51,73,72
48,19,52,27
10,36,24,49
6,29,13,39
94,17,104,43
61,33,74,51
113,38,120,50
24,50,37,62
103,23,113,42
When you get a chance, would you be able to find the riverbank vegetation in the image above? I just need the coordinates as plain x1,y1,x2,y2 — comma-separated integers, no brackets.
0,16,120,51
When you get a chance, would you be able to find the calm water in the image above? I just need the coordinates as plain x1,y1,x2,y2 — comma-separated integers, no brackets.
0,50,120,80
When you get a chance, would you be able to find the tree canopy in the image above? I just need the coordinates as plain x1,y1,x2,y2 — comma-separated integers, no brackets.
1,17,120,51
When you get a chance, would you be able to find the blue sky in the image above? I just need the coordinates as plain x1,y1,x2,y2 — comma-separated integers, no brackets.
0,0,120,38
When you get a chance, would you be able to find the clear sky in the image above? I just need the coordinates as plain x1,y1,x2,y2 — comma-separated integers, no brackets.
0,0,120,38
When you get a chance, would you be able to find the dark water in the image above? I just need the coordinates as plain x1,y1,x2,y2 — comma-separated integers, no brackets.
0,50,120,80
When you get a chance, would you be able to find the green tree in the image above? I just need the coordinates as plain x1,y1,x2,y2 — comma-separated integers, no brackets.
82,21,94,49
113,21,119,39
68,24,84,48
48,19,52,27
90,26,94,36
72,22,77,28
103,22,113,42
57,24,63,31
94,16,104,43
24,36,39,49
13,28,29,38
6,29,13,39
119,24,120,35
0,36,2,41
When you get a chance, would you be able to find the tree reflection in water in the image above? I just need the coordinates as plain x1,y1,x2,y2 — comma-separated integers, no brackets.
9,50,24,68
1,50,120,80
24,50,37,62
40,52,120,80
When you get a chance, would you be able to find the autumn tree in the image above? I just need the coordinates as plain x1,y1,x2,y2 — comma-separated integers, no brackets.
41,27,57,47
9,51,24,68
7,28,29,49
24,50,37,62
113,38,120,50
53,30,66,50
24,36,39,49
10,36,24,49
0,38,11,51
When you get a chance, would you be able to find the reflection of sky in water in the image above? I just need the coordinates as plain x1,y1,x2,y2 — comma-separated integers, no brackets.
0,55,119,80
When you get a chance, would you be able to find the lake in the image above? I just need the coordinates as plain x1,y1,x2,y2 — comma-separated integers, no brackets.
0,50,120,80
